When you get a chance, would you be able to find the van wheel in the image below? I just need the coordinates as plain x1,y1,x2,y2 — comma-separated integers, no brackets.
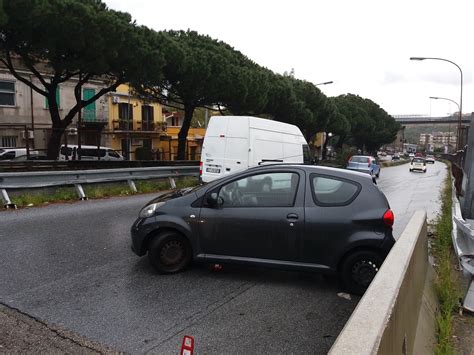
340,250,383,295
148,232,192,273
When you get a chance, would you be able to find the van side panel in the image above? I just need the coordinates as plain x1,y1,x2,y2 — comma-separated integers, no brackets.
200,116,309,182
249,128,284,164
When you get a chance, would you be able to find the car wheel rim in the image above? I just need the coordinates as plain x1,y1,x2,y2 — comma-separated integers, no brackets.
351,259,379,287
160,240,185,266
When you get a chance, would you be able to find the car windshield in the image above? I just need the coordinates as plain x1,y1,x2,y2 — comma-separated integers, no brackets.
350,156,369,163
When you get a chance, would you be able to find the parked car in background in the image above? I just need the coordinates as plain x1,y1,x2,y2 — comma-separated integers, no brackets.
0,147,28,160
409,158,427,173
59,145,124,161
11,150,48,160
391,154,400,161
346,155,380,177
425,155,435,164
408,153,415,158
131,164,395,295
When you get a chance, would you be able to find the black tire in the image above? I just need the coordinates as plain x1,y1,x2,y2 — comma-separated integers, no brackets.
340,250,384,295
376,171,380,178
148,231,192,273
409,169,412,172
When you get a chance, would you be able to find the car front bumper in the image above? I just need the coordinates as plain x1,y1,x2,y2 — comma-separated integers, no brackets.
131,217,157,256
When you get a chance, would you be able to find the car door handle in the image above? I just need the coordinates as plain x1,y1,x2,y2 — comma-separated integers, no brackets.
287,213,299,220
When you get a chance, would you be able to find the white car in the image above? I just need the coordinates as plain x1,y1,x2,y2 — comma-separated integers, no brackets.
409,158,426,173
425,155,435,164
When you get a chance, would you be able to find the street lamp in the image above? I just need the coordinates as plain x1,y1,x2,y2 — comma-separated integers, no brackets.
315,81,334,86
429,96,459,152
410,57,463,150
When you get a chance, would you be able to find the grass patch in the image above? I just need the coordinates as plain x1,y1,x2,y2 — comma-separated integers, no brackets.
432,163,460,355
10,176,199,208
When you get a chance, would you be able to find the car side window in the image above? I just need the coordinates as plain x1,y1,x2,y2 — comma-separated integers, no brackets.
218,172,299,208
310,175,360,206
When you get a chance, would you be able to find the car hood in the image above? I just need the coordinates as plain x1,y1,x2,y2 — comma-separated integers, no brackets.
146,187,199,205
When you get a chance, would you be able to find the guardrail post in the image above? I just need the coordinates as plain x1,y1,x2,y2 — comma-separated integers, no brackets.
74,184,88,201
169,177,176,189
1,189,17,209
128,179,137,193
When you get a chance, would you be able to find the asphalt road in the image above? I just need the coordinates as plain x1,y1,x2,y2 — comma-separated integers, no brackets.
0,161,447,354
377,160,447,239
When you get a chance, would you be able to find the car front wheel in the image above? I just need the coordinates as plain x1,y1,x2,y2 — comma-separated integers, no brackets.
148,231,192,273
340,250,384,295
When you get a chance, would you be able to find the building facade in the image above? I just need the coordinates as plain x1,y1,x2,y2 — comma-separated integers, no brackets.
0,65,205,160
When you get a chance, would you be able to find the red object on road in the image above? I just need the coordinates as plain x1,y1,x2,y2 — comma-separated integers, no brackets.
211,263,223,272
180,335,194,355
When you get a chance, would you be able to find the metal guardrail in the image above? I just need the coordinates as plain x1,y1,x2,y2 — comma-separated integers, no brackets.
0,166,200,209
0,160,200,172
451,181,474,312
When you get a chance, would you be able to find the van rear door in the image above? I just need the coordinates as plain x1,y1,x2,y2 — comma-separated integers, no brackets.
201,136,226,181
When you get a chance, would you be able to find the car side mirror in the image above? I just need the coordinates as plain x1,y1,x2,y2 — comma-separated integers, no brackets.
207,192,223,208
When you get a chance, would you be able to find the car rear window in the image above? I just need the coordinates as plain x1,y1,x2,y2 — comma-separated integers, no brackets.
412,158,424,163
350,156,369,163
310,175,360,206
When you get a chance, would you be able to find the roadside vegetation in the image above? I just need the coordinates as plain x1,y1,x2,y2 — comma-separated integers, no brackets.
432,164,460,354
8,177,199,208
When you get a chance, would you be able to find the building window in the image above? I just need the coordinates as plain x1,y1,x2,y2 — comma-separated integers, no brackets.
82,88,96,121
44,86,60,109
142,105,154,131
118,103,133,130
0,81,15,106
1,136,17,147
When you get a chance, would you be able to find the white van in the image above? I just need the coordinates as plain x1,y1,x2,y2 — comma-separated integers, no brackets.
59,145,124,161
0,147,28,160
200,116,311,182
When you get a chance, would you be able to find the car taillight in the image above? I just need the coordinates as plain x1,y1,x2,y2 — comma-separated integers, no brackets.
383,209,394,227
199,161,203,176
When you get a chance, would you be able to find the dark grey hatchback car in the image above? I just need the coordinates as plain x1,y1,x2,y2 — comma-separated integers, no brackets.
131,164,395,294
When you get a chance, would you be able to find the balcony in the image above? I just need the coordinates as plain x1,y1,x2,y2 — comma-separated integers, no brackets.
112,120,167,133
113,120,133,131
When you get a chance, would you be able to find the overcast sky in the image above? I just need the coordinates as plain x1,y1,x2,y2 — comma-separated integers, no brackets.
104,0,473,117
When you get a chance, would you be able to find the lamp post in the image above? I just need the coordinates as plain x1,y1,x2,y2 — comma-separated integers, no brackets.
410,57,463,150
315,81,334,86
429,96,459,152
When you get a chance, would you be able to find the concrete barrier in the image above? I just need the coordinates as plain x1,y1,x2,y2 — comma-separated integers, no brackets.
329,210,437,354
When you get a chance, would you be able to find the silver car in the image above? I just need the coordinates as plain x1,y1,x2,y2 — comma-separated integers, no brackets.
346,155,381,178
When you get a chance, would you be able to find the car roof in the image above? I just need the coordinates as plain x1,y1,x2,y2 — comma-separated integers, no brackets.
243,163,374,182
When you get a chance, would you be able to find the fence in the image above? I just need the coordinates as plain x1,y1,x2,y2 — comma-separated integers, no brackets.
0,125,203,162
0,166,200,209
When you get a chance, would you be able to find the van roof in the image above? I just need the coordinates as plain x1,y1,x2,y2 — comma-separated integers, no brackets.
60,144,114,149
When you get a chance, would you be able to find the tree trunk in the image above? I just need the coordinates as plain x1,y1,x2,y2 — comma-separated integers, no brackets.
45,87,65,160
47,123,65,160
322,132,329,160
177,104,195,160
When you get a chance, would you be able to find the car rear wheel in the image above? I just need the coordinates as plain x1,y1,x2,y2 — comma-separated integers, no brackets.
148,231,192,273
340,250,384,295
